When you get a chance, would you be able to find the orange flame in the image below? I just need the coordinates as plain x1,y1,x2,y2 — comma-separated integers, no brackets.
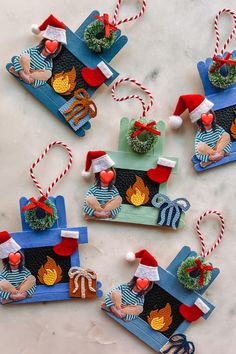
147,303,173,332
51,66,76,95
126,176,150,206
230,116,236,139
37,256,62,286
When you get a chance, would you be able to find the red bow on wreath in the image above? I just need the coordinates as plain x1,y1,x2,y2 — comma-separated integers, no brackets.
185,258,213,286
131,121,161,138
94,13,117,37
210,52,236,73
22,195,53,214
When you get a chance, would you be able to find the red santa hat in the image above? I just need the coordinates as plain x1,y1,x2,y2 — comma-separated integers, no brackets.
31,14,67,44
0,231,21,259
126,249,159,281
169,94,214,129
82,151,115,177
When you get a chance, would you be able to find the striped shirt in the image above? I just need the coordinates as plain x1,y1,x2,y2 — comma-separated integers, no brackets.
0,267,36,300
195,126,231,162
12,47,53,87
83,185,121,217
105,284,144,321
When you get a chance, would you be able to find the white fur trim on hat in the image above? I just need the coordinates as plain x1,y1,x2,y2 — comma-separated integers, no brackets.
61,230,79,240
43,25,67,44
126,252,135,262
169,115,183,129
92,154,115,173
190,98,214,123
194,298,210,314
31,24,41,34
97,61,113,79
0,238,21,259
135,264,159,281
157,157,176,168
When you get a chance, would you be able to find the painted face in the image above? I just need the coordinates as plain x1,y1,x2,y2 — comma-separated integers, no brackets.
100,169,114,185
44,40,59,55
135,277,150,291
201,113,214,126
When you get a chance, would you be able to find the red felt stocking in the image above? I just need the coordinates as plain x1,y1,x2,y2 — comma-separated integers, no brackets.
82,61,113,87
147,158,176,184
179,298,210,322
53,230,79,256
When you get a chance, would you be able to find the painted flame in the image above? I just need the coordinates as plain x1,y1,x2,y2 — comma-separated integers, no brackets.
126,176,150,206
147,303,173,332
51,66,76,95
230,116,236,139
37,256,62,286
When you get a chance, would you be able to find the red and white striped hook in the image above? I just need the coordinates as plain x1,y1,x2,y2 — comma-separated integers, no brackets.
111,77,154,119
112,0,147,26
196,210,225,258
213,8,236,57
29,141,73,198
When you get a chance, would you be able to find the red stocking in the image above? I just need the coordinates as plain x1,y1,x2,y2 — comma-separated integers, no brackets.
179,298,210,322
82,61,113,87
147,158,176,184
53,230,79,256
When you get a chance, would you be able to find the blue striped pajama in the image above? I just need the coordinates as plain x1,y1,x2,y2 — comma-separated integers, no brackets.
0,267,36,300
12,47,53,87
195,126,231,162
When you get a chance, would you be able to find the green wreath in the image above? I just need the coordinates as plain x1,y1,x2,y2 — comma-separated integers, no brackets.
84,20,116,53
208,59,236,89
24,199,58,231
177,256,213,291
126,118,159,154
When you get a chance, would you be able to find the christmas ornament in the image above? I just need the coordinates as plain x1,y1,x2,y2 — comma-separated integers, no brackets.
81,110,190,228
102,245,218,353
111,77,160,154
177,210,225,290
208,9,236,89
84,0,147,53
0,193,103,305
6,11,128,137
22,141,73,231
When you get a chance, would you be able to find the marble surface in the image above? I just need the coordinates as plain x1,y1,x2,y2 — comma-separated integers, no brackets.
0,0,236,353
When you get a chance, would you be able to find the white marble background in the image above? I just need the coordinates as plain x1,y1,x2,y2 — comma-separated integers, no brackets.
0,0,236,353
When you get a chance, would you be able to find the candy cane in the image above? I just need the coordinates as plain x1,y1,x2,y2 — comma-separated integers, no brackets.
30,141,73,198
213,8,236,56
111,77,154,119
196,210,225,258
112,0,147,26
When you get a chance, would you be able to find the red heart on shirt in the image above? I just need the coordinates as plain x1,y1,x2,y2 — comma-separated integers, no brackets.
45,40,59,53
8,252,21,265
100,170,114,184
201,113,214,125
136,278,149,290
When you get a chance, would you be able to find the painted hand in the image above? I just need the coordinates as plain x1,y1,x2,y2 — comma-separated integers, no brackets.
110,306,126,319
19,71,35,85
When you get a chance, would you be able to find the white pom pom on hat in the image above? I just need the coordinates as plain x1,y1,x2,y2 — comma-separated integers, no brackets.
31,24,41,34
81,169,91,178
169,115,183,129
126,252,136,262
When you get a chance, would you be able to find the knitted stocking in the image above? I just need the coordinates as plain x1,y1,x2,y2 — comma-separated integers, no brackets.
82,61,113,87
53,230,79,256
147,158,176,184
179,298,210,322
